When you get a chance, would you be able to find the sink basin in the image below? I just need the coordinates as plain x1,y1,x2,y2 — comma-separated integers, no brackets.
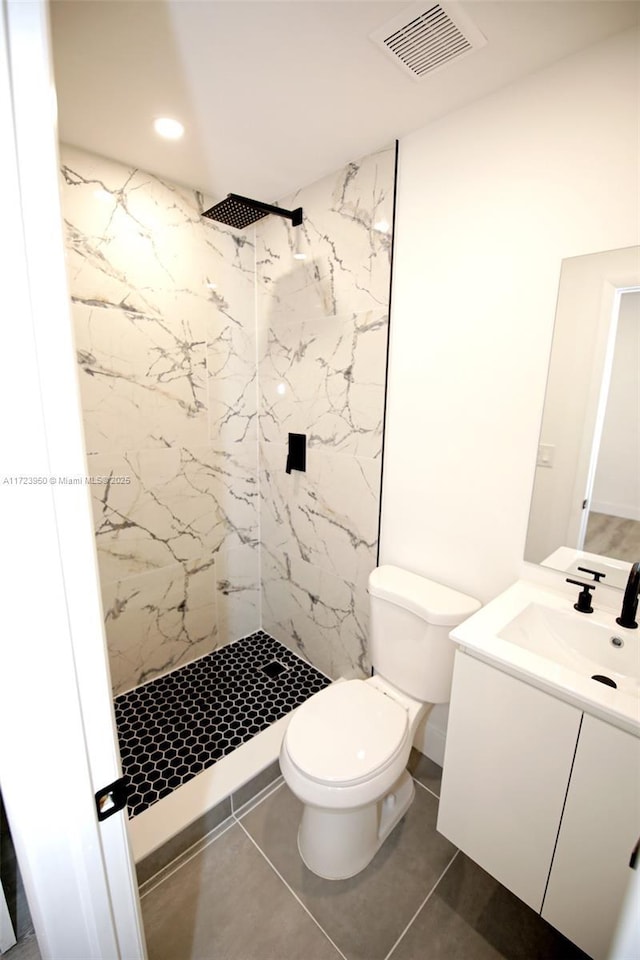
450,579,640,733
498,603,640,697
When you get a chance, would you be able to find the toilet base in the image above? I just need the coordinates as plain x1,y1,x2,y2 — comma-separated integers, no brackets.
297,770,415,880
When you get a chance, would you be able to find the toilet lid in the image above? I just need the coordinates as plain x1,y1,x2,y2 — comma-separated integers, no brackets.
285,680,408,786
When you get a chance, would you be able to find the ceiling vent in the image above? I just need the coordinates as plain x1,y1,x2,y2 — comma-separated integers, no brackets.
370,2,486,81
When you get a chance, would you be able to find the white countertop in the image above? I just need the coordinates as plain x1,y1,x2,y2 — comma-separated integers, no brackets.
451,578,640,736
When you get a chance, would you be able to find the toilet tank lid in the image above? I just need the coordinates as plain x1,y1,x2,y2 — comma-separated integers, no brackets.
368,565,481,626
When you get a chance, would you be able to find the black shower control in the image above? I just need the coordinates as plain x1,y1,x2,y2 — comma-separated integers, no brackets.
286,433,306,474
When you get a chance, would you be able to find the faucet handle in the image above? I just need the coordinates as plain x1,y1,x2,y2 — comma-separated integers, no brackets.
565,578,595,614
577,566,606,582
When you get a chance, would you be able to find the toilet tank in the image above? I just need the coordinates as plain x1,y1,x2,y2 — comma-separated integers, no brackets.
368,565,480,703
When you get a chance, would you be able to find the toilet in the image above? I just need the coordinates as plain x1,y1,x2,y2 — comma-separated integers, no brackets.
279,564,480,880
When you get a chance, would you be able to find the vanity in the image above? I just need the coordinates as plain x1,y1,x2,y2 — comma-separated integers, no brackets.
437,243,640,959
437,578,639,960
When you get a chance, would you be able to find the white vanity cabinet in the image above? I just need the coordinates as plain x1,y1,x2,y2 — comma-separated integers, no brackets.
542,714,640,960
437,651,640,960
437,652,582,912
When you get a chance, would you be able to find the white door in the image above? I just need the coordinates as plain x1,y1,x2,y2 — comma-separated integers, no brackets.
0,2,146,957
561,251,640,550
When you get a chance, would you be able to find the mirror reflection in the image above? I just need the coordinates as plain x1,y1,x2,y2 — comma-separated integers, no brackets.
525,246,640,589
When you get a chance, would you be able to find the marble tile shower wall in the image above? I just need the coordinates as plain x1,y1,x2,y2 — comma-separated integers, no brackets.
256,144,395,680
60,144,260,696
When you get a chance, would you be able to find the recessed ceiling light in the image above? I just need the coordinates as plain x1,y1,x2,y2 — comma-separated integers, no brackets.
153,117,184,140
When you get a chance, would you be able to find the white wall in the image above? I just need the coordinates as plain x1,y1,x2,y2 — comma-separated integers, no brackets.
382,27,640,606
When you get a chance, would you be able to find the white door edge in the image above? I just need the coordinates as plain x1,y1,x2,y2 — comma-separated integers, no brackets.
0,1,146,956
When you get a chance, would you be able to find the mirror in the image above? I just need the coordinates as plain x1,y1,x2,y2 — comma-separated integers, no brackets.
524,245,640,589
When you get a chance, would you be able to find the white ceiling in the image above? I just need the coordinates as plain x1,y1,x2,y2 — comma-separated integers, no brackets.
50,0,639,204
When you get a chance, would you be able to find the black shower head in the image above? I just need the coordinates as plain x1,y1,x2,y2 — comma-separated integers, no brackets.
202,193,303,230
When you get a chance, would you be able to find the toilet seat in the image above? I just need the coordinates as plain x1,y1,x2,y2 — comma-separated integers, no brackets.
285,680,408,787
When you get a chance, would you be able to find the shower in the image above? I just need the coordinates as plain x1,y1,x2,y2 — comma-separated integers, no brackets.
202,192,303,229
57,140,395,871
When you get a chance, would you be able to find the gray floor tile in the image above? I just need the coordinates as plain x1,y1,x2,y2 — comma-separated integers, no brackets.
139,817,236,898
4,934,41,960
137,799,233,886
241,782,457,960
140,821,342,960
407,749,442,797
389,853,590,960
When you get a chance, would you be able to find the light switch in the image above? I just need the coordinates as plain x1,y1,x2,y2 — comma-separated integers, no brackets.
536,443,555,468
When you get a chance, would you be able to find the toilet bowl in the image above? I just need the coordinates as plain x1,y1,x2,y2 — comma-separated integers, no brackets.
280,675,426,879
279,565,480,880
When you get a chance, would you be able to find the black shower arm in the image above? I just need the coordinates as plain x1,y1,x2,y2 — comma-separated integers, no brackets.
227,193,303,226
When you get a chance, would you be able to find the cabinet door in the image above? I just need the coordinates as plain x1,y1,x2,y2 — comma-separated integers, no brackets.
542,714,640,960
437,652,582,912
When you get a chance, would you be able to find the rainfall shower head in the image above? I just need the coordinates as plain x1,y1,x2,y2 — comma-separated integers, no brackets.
202,193,303,230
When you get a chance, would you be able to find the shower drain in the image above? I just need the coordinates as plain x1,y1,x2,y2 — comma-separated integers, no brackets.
261,660,288,679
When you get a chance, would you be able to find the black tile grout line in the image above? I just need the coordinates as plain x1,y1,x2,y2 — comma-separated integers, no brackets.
383,849,460,960
114,631,331,818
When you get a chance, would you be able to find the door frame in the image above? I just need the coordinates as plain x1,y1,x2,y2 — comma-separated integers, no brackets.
0,1,146,956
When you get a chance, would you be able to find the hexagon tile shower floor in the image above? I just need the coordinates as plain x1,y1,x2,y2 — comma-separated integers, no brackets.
114,631,330,817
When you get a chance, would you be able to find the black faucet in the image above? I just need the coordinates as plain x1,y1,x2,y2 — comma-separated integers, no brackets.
616,561,640,630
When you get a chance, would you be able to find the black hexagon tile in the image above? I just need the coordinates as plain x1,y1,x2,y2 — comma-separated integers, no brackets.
114,631,331,818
